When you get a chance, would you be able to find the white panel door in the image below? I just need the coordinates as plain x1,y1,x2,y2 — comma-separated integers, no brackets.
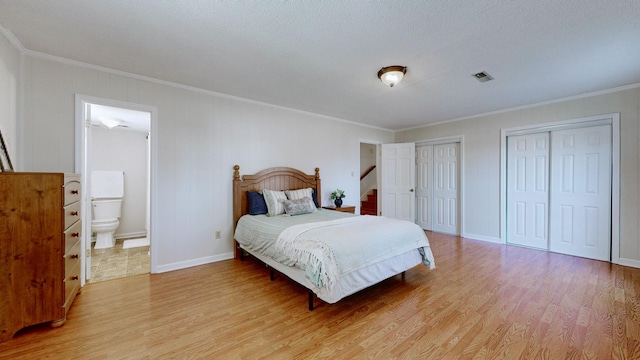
381,143,416,221
416,145,433,230
506,133,550,249
549,125,611,261
432,143,459,234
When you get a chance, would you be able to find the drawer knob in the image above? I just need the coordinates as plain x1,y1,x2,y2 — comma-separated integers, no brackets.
71,254,79,259
71,232,79,237
71,211,78,216
71,275,79,281
71,190,79,194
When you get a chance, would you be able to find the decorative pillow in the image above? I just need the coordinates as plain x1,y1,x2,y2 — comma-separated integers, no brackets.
285,188,318,208
246,191,267,215
283,197,316,216
311,188,320,208
262,189,288,216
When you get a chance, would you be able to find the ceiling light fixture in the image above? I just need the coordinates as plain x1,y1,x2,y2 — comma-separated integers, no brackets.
378,66,407,87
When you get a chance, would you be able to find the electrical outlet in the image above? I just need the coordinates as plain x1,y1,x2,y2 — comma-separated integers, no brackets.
215,231,221,239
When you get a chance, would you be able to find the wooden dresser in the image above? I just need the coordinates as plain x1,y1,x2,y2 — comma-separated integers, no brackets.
0,172,82,342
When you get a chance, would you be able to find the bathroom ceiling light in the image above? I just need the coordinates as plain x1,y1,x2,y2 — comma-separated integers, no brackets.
378,66,407,87
99,117,121,129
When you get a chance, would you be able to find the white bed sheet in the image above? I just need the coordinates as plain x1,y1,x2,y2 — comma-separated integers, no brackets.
234,209,433,304
239,243,423,304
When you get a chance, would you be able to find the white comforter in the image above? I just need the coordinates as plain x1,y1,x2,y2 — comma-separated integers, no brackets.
274,215,435,291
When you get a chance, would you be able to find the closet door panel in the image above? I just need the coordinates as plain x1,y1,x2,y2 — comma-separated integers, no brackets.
549,125,611,261
506,133,549,249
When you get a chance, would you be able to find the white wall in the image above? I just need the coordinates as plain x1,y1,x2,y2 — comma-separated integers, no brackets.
91,127,148,238
0,29,19,168
19,55,394,272
395,86,640,265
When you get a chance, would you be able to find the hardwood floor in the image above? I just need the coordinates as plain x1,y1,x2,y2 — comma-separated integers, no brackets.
1,232,639,359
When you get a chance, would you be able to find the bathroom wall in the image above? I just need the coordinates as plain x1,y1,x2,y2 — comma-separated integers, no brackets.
91,126,148,239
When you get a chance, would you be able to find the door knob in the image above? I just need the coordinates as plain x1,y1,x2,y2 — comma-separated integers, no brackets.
409,189,414,192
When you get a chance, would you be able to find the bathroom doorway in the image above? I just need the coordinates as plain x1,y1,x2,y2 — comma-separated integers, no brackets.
75,95,157,285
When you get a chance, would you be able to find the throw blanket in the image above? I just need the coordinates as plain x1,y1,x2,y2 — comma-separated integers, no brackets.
274,216,435,290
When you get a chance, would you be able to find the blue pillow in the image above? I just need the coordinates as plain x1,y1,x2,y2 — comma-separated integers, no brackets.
247,191,268,215
311,188,320,208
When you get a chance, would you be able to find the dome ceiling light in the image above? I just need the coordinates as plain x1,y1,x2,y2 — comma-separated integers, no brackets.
378,66,407,87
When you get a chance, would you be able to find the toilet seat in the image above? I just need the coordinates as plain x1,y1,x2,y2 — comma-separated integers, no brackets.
91,218,119,225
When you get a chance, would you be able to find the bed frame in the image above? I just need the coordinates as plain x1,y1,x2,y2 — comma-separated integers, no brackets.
233,164,321,228
232,165,322,309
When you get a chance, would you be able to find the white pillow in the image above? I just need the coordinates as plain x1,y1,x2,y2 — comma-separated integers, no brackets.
283,197,316,216
262,189,287,216
285,188,316,209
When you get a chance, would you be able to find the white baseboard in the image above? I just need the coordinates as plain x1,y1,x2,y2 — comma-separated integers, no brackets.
461,232,503,244
616,257,640,269
155,252,234,273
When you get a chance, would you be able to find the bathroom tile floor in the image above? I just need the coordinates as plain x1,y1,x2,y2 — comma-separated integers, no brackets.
89,238,150,283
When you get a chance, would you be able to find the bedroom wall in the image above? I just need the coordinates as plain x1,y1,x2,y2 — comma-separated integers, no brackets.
394,86,640,266
0,29,20,167
19,54,393,272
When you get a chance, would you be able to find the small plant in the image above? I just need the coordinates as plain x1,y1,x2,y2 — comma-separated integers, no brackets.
330,189,345,200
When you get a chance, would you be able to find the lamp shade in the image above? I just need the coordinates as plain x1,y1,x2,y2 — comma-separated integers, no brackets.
378,66,407,87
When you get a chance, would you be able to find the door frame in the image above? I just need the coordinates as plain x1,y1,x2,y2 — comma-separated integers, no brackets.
416,135,464,235
74,94,159,286
359,139,383,215
499,113,620,264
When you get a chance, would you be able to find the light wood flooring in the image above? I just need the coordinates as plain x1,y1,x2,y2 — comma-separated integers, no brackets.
1,232,639,359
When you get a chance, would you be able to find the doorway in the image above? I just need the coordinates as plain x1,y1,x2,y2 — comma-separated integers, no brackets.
75,95,158,286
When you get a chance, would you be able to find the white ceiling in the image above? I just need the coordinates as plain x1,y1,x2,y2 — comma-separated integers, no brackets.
89,104,150,133
1,1,639,131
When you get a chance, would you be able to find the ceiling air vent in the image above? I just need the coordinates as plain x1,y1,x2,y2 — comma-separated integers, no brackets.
473,71,493,83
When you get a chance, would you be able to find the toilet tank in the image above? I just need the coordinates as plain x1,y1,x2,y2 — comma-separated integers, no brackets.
92,199,123,219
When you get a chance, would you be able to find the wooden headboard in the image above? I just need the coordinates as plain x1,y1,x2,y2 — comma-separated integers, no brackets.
232,165,322,228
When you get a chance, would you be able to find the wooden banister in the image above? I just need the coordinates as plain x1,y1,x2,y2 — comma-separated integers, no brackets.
360,165,376,181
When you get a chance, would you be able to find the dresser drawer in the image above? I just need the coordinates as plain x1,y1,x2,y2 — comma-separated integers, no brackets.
63,261,81,313
63,180,81,206
64,201,81,230
64,220,82,254
64,240,81,278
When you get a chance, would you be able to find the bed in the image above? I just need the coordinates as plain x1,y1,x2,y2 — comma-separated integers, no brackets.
232,165,435,310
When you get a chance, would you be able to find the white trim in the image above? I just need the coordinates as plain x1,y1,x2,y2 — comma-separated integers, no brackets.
461,232,502,244
414,135,465,236
155,253,234,273
0,26,25,52
500,113,621,264
75,94,159,286
617,258,640,269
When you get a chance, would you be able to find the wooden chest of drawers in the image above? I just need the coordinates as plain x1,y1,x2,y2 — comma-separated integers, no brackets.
0,172,82,342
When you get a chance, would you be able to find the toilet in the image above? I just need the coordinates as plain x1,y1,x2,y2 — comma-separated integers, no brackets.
91,171,124,249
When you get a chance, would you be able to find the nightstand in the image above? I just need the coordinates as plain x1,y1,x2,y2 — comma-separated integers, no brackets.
322,205,356,214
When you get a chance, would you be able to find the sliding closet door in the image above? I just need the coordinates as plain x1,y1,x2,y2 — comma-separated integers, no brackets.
549,125,611,261
432,143,459,234
416,145,433,230
506,133,550,249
